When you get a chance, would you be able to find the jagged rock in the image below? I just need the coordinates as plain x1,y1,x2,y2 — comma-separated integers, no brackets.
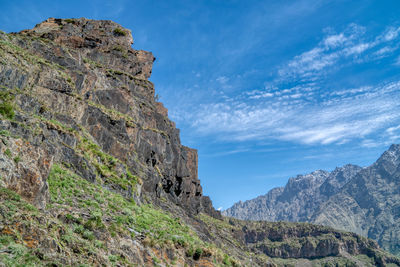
313,145,400,256
224,165,361,222
0,17,218,218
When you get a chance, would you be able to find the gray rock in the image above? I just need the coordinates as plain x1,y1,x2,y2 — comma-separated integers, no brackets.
224,146,400,256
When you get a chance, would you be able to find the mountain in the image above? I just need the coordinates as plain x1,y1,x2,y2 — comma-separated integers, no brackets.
313,144,400,257
224,146,400,257
0,18,399,266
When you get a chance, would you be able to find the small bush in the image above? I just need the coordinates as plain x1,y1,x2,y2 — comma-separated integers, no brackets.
113,28,126,36
186,246,194,257
194,248,203,260
0,90,15,120
4,148,11,158
0,102,14,119
13,156,21,164
0,130,10,136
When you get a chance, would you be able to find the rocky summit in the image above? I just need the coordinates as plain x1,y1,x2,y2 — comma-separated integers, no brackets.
224,145,400,258
0,18,399,266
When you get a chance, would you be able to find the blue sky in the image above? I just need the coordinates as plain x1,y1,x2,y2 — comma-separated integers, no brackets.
1,0,400,210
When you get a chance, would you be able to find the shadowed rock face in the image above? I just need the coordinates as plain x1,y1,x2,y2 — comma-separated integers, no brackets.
0,17,219,217
224,146,400,256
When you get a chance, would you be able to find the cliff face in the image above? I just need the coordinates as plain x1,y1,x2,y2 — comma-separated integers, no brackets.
0,17,216,217
0,18,398,266
224,146,400,257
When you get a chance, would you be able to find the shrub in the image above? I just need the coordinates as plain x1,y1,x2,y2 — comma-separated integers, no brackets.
194,248,203,260
4,148,11,158
0,90,15,119
113,28,126,36
13,156,21,164
0,102,14,119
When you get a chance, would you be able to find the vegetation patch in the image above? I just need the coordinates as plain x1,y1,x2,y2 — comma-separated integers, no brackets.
46,164,232,264
113,28,127,36
0,90,15,120
64,19,75,24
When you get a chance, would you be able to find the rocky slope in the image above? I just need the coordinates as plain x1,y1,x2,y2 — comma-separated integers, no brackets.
0,17,398,266
224,147,400,257
313,144,400,257
224,165,361,222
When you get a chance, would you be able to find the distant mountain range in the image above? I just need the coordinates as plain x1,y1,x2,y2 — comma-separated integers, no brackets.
223,144,400,256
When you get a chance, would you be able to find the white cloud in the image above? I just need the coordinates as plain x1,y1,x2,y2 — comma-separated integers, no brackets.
395,56,400,66
216,76,229,84
386,125,400,134
361,139,381,148
190,80,400,145
375,46,395,56
344,43,370,55
278,24,400,82
176,23,400,148
382,27,400,41
324,33,346,48
249,92,274,99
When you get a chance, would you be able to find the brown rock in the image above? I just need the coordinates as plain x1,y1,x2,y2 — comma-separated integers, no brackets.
0,136,53,209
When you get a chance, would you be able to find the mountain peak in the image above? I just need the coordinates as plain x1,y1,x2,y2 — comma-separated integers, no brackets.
388,143,400,153
375,143,400,170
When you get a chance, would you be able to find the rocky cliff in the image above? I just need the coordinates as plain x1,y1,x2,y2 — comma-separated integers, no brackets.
0,17,217,217
0,18,398,266
224,146,400,257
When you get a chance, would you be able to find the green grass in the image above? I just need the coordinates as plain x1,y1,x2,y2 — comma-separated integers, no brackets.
77,136,139,189
33,114,139,190
4,148,12,158
0,90,15,120
48,164,204,249
0,240,42,267
0,188,44,266
0,37,74,89
113,28,127,36
46,164,239,264
64,19,75,24
13,155,21,164
0,129,11,136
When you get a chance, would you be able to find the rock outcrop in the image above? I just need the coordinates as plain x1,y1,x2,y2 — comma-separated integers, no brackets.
0,136,52,209
0,17,217,217
224,146,400,257
0,18,398,266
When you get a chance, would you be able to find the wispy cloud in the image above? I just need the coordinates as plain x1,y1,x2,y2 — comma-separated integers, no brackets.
191,81,400,145
183,23,400,146
395,56,400,66
277,24,400,82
